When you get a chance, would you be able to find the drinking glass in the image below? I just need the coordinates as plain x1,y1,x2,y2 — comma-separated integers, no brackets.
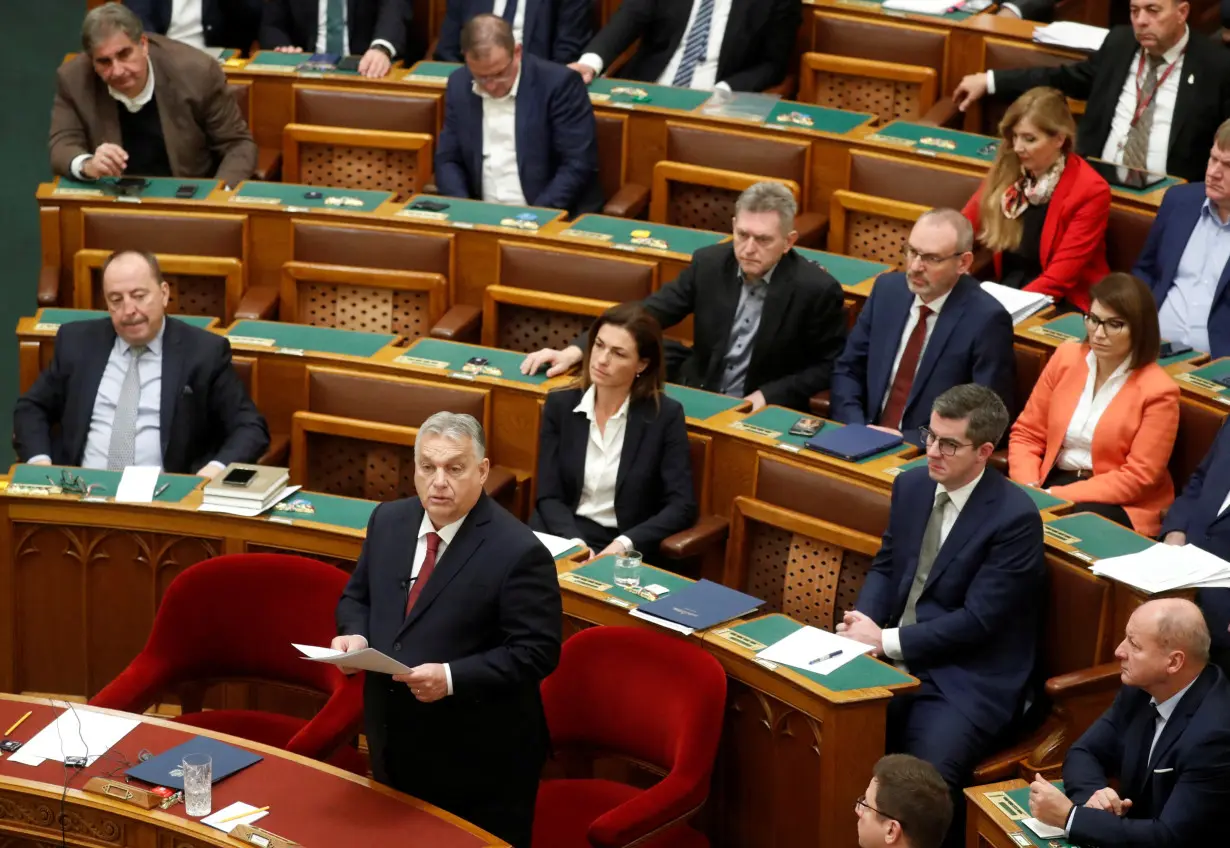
613,550,643,589
182,753,212,817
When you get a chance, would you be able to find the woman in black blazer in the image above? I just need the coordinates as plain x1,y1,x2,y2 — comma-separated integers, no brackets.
530,303,697,561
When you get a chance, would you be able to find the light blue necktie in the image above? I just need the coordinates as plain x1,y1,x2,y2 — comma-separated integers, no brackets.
106,345,147,471
326,0,345,55
671,0,715,88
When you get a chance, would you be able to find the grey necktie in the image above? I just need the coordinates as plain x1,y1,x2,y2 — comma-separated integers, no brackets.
1122,53,1166,171
900,491,950,627
106,345,147,471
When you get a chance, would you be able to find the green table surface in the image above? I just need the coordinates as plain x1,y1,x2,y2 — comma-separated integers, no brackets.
564,556,695,607
795,248,891,289
403,61,462,80
564,215,728,256
54,176,220,199
1182,359,1230,396
588,77,713,111
738,407,911,462
1001,785,1076,848
868,121,997,162
231,181,392,211
34,310,215,330
1106,173,1182,197
401,195,561,228
1036,313,1202,368
891,457,1066,511
665,384,746,421
729,614,914,692
10,465,202,504
405,338,549,385
1046,513,1153,560
269,492,377,530
860,0,975,20
227,320,397,357
244,51,359,74
762,101,874,136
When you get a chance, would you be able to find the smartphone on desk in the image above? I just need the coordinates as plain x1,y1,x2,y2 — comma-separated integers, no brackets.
222,468,257,487
409,199,450,212
110,177,148,196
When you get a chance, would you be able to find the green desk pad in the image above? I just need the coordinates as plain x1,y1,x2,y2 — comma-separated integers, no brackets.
867,121,997,162
560,555,694,607
269,491,377,530
399,195,560,228
1032,313,1201,368
562,215,728,256
404,338,550,384
856,0,975,20
9,464,202,504
403,61,461,81
999,785,1077,848
795,248,891,289
665,384,746,421
53,176,220,199
1045,513,1152,560
737,407,912,463
243,51,359,75
34,310,215,330
227,320,396,357
723,614,914,692
1102,171,1182,197
762,102,874,136
889,457,1066,511
230,181,392,212
588,78,713,111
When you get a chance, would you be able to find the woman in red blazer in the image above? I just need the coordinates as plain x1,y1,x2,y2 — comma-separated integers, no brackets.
1009,273,1178,535
962,86,1111,312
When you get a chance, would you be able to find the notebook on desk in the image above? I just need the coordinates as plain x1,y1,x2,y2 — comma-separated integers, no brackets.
127,737,262,790
805,425,902,461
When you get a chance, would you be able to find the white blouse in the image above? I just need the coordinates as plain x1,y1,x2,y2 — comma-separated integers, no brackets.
1056,350,1132,472
573,386,629,531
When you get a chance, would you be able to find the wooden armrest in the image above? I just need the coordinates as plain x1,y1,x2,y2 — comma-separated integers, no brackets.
603,183,650,219
918,96,961,128
809,391,831,418
658,515,730,560
794,211,828,248
254,148,282,182
259,434,290,466
38,265,61,306
484,465,517,503
989,448,1008,474
235,286,280,320
430,304,482,341
1045,662,1122,700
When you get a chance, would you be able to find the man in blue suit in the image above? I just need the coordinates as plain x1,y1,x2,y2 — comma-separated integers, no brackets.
434,0,591,64
830,209,1016,447
1028,599,1230,847
840,383,1046,847
435,14,602,216
127,0,263,49
1133,122,1230,358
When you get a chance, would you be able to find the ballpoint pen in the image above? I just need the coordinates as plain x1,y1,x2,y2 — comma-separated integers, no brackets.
153,483,170,499
808,650,843,666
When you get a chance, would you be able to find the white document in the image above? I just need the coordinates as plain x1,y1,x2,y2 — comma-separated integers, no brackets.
628,608,695,635
1091,543,1230,593
202,802,270,833
1022,817,1066,839
198,486,300,517
756,626,873,675
1034,22,1110,52
7,702,139,767
534,531,585,558
115,466,162,503
882,0,958,13
292,643,412,675
980,282,1054,325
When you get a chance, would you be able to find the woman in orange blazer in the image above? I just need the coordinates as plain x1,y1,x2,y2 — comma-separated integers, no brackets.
1009,273,1179,535
962,87,1111,312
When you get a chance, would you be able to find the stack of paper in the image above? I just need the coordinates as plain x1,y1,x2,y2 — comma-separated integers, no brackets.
756,626,873,675
882,0,961,14
7,702,140,767
1033,22,1109,52
981,281,1054,325
293,643,412,674
534,531,585,558
199,464,294,517
1091,543,1230,594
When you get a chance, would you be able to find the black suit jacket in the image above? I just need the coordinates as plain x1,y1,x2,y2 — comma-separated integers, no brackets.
584,0,799,92
577,245,846,411
531,389,697,557
259,0,413,58
12,317,269,474
994,26,1230,182
1063,664,1230,847
128,0,264,48
335,494,561,841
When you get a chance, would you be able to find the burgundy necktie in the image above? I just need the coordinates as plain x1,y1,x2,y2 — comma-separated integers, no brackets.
405,532,441,617
879,305,932,430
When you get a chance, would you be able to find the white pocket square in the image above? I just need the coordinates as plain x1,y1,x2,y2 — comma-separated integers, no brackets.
1154,767,1175,774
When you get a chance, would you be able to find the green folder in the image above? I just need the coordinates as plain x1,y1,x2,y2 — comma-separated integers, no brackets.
9,465,202,504
795,248,891,289
401,196,560,228
868,121,998,162
227,320,396,358
665,385,746,421
735,408,911,463
1045,513,1153,560
405,339,549,385
230,181,392,212
268,492,378,530
561,556,694,608
588,78,712,111
562,215,729,256
54,176,220,199
403,61,461,81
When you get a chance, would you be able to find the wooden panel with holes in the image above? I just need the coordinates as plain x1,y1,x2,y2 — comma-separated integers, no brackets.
481,285,614,352
650,163,801,233
280,262,448,338
282,125,434,202
828,190,930,269
73,249,245,321
800,53,938,124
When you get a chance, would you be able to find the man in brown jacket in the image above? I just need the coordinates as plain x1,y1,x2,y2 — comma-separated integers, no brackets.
50,3,256,189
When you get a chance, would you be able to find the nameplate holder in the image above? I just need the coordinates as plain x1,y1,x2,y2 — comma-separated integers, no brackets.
230,824,299,847
83,777,161,810
450,221,476,229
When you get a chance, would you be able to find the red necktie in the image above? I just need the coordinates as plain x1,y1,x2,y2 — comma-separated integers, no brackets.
405,532,441,617
879,305,932,430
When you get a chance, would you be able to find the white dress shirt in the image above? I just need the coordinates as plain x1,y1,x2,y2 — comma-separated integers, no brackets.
475,66,528,205
879,289,952,416
411,510,468,696
572,386,634,552
578,0,734,92
167,0,206,48
1157,199,1230,354
82,321,167,470
881,469,985,661
492,0,528,49
70,58,157,179
1056,350,1132,472
313,0,398,56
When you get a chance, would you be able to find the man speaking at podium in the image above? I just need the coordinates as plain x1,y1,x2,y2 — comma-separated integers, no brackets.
333,412,562,848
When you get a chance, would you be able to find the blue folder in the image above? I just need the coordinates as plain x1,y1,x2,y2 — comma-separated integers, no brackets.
805,424,902,461
635,579,764,631
126,737,262,790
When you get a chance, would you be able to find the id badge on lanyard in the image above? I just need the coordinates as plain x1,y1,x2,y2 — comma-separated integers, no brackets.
1115,46,1184,156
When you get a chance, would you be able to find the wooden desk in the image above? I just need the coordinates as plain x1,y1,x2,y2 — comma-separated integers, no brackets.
1015,311,1210,378
0,694,506,847
964,778,1040,848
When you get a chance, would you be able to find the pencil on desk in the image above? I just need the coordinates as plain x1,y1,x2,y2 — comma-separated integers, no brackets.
216,806,269,824
4,711,31,736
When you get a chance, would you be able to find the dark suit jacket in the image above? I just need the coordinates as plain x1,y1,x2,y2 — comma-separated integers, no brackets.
127,0,263,49
993,26,1230,182
1063,664,1230,847
434,0,591,63
435,53,602,216
830,274,1016,444
1133,182,1230,359
583,0,799,92
335,494,562,834
259,0,413,58
532,389,697,557
49,34,257,188
12,317,269,474
855,467,1046,735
